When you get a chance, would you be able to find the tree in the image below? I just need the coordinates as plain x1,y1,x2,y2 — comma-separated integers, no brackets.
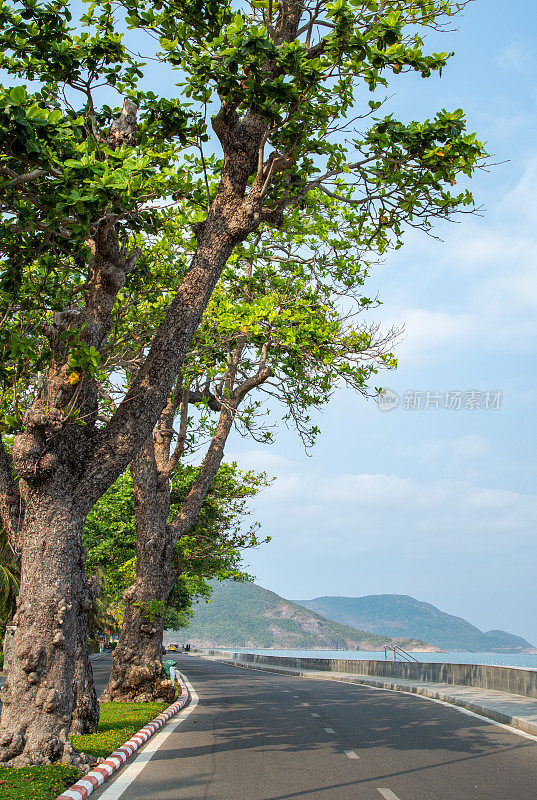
99,192,397,703
0,0,486,764
85,463,267,711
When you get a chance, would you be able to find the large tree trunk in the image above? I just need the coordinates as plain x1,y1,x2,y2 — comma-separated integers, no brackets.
103,367,269,703
0,215,137,765
101,440,175,703
70,578,99,736
0,492,90,766
0,225,252,761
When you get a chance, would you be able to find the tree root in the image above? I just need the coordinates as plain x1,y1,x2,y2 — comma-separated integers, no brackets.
102,675,176,704
0,737,98,769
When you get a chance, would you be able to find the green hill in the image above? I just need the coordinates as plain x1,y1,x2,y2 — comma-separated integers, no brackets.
300,594,536,653
169,581,441,651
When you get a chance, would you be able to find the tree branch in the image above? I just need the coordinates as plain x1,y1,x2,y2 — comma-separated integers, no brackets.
162,380,191,479
0,436,23,556
166,400,237,545
235,366,272,402
188,389,221,411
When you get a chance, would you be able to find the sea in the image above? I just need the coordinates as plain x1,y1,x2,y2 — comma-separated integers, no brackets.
216,648,537,671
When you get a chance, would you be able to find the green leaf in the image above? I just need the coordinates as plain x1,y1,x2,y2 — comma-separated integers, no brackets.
9,86,27,105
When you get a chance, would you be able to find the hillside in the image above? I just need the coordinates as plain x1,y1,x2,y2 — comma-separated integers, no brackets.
300,594,537,653
171,581,441,652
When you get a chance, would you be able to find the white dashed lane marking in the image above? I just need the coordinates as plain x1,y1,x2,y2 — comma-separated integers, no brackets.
324,727,335,734
311,713,319,717
302,702,310,706
344,750,359,759
377,790,401,800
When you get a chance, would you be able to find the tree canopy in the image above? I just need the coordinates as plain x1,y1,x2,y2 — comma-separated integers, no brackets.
83,462,269,623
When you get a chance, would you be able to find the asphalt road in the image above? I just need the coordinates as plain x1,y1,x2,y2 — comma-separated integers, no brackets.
92,653,114,697
91,653,537,800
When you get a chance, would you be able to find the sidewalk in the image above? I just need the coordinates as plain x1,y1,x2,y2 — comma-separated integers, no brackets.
202,655,537,738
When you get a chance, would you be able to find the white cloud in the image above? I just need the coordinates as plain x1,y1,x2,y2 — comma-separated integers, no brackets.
397,434,490,463
244,455,537,611
465,487,520,511
497,44,534,73
376,156,537,365
488,112,534,141
231,440,537,641
500,156,537,224
389,308,476,365
246,453,537,539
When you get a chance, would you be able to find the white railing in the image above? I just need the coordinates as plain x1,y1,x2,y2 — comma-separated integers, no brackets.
384,645,419,663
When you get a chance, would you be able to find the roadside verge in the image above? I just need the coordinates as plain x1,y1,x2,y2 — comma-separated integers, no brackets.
56,680,190,800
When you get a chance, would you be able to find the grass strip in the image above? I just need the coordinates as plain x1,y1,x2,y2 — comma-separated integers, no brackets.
0,765,82,800
0,701,168,800
71,701,168,760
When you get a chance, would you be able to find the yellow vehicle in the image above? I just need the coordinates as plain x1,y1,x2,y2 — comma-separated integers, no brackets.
168,643,179,652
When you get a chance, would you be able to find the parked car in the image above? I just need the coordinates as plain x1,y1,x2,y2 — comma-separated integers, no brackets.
168,643,179,652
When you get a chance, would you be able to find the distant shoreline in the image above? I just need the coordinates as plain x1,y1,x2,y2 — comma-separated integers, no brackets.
182,647,537,671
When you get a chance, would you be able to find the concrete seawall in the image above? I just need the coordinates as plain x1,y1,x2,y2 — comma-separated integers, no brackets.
197,650,537,700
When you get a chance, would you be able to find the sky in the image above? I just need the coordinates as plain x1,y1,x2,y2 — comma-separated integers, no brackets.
65,0,537,644
219,0,537,644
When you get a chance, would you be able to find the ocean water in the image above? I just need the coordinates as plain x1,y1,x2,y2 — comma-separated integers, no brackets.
217,648,537,671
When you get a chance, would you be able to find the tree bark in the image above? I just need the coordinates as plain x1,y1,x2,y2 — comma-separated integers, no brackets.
0,491,90,766
70,577,99,736
101,439,175,703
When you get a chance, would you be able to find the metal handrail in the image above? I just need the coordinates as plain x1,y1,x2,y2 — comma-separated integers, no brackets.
384,645,419,663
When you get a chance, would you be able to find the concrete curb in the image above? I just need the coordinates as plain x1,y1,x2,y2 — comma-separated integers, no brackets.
213,657,537,738
55,682,190,800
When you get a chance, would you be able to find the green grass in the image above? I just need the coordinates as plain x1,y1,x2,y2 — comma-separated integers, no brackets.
0,765,82,800
0,701,168,800
71,701,168,760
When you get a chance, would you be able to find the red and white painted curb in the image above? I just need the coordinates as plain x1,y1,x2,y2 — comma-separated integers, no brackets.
56,681,190,800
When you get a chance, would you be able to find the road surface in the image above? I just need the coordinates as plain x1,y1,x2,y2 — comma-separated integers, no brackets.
92,652,537,800
91,653,114,697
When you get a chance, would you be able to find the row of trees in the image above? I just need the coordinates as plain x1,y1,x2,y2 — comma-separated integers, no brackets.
0,0,485,766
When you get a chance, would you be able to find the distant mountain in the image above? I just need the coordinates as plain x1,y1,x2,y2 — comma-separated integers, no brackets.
299,595,537,653
170,581,441,652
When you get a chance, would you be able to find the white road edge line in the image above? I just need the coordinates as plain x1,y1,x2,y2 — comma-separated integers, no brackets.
96,672,199,800
344,750,359,759
377,790,401,800
357,682,537,743
324,728,335,734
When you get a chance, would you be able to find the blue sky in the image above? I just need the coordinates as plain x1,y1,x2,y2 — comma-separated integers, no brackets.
66,0,537,643
222,0,537,644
